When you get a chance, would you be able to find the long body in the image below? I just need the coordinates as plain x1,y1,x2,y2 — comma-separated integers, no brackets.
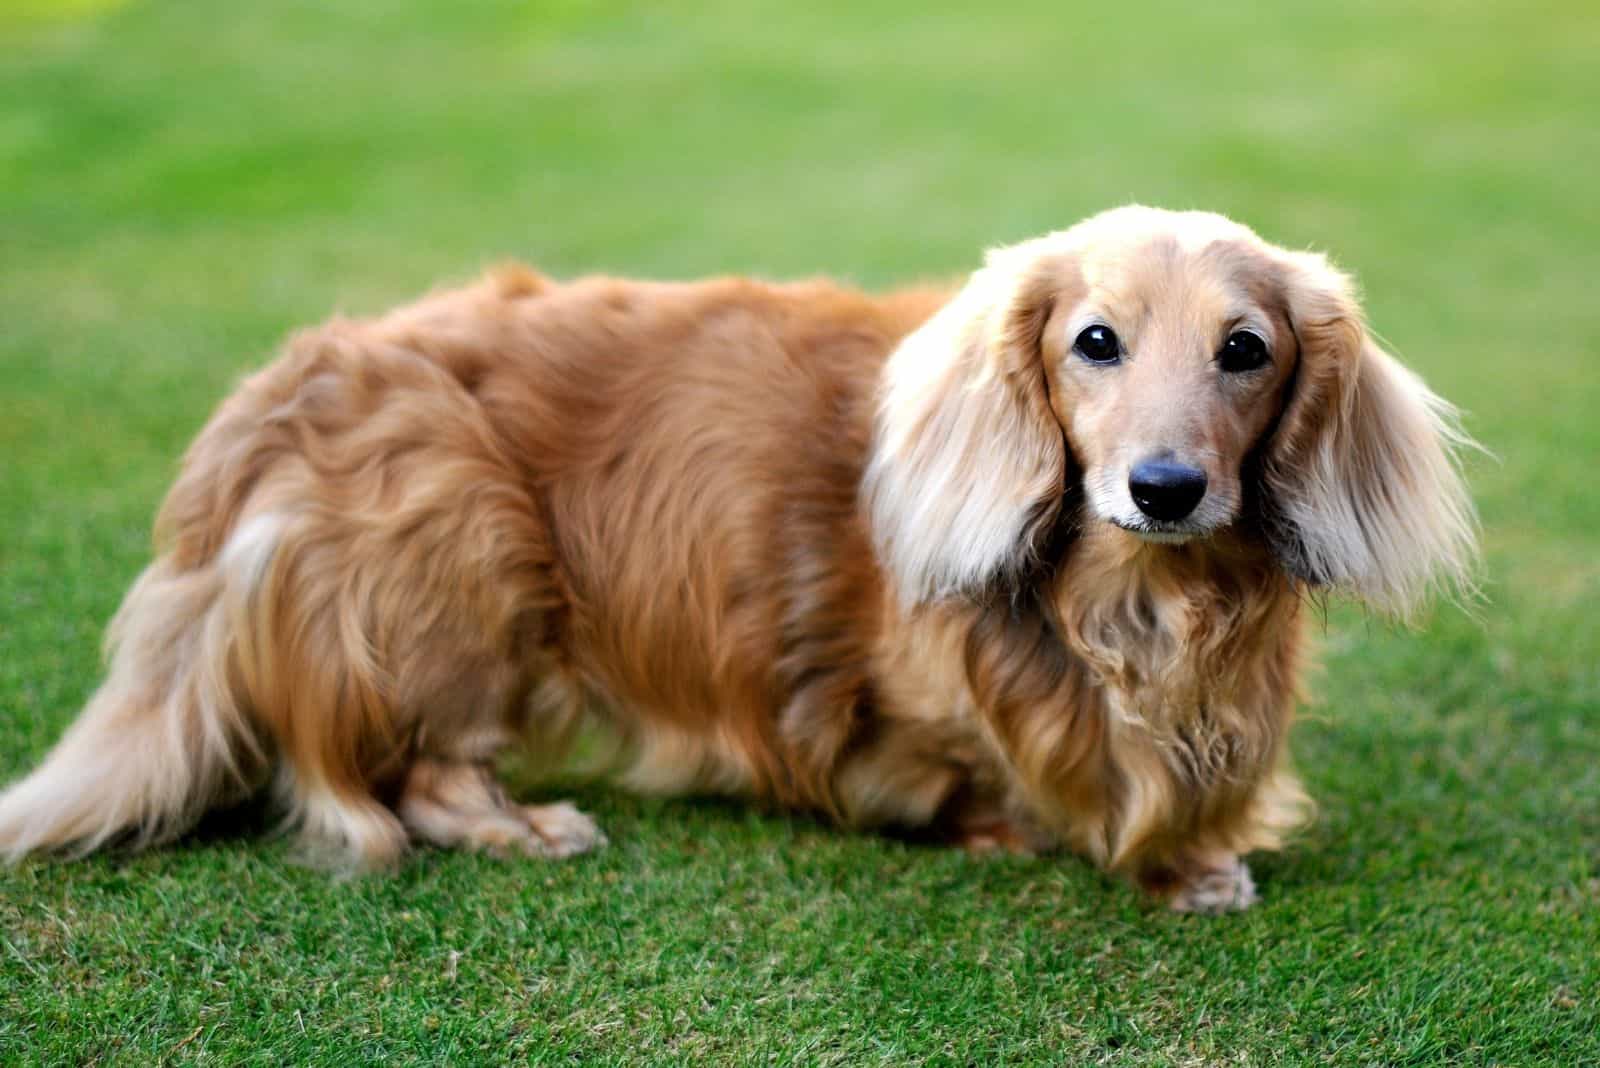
0,208,1474,911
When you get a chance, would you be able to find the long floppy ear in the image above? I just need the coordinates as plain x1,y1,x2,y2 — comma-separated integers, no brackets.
1261,252,1478,618
863,245,1070,605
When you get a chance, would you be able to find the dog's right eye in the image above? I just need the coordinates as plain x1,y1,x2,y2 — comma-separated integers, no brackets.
1074,325,1121,364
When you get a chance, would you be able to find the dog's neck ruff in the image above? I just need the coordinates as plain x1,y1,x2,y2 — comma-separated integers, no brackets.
1045,526,1301,856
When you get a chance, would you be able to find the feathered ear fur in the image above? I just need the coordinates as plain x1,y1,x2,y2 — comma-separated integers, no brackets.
863,245,1070,605
1261,252,1478,618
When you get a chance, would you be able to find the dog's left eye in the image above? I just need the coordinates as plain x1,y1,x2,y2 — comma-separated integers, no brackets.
1218,331,1270,373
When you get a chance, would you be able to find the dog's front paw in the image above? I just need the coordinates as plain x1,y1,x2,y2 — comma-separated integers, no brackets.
1166,855,1258,914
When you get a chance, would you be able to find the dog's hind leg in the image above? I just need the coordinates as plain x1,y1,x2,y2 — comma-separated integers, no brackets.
397,759,605,859
167,321,598,869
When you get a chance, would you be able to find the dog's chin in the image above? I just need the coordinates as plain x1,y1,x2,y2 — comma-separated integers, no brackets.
1108,518,1207,545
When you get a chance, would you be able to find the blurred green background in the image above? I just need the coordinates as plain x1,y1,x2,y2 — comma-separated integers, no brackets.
1,1,1596,1063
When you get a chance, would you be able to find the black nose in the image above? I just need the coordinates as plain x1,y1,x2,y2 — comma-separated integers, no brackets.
1128,460,1207,522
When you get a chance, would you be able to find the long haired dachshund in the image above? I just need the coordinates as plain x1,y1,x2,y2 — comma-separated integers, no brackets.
0,206,1476,910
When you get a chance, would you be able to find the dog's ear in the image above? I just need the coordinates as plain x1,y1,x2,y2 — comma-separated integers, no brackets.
1260,252,1478,618
864,246,1071,605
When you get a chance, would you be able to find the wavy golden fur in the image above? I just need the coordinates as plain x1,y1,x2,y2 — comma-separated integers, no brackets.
0,207,1475,910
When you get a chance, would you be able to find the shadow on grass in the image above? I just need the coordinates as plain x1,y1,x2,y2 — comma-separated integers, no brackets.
46,750,1434,922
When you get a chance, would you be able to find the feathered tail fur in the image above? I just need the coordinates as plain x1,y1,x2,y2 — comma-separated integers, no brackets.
0,551,266,859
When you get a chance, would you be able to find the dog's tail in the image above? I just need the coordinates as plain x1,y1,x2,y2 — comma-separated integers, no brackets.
0,544,268,861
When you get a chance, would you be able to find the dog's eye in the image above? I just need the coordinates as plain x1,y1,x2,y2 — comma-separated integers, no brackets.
1074,325,1121,364
1218,330,1270,373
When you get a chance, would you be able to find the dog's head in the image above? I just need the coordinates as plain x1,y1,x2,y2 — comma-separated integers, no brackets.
864,205,1477,617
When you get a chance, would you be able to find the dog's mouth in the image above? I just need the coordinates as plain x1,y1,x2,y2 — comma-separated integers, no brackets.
1109,517,1206,545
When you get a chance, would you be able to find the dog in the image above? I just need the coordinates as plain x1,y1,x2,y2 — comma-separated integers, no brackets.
0,206,1476,911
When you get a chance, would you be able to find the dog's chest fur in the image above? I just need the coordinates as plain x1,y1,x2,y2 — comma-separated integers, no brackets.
954,527,1303,864
1063,533,1282,737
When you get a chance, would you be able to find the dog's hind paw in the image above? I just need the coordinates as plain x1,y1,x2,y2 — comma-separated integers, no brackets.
398,760,606,862
521,801,607,859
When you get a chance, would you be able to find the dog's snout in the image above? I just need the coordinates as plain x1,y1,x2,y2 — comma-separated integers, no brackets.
1128,459,1207,522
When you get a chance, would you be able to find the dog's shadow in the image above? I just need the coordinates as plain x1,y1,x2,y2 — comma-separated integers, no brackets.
156,768,1412,916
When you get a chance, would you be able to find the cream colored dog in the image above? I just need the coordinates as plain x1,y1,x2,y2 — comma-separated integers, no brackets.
0,206,1475,911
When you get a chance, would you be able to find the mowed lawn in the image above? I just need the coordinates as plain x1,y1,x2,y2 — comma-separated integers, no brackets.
1,0,1596,1063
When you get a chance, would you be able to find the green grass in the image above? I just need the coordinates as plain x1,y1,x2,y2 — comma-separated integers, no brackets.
2,0,1597,1062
